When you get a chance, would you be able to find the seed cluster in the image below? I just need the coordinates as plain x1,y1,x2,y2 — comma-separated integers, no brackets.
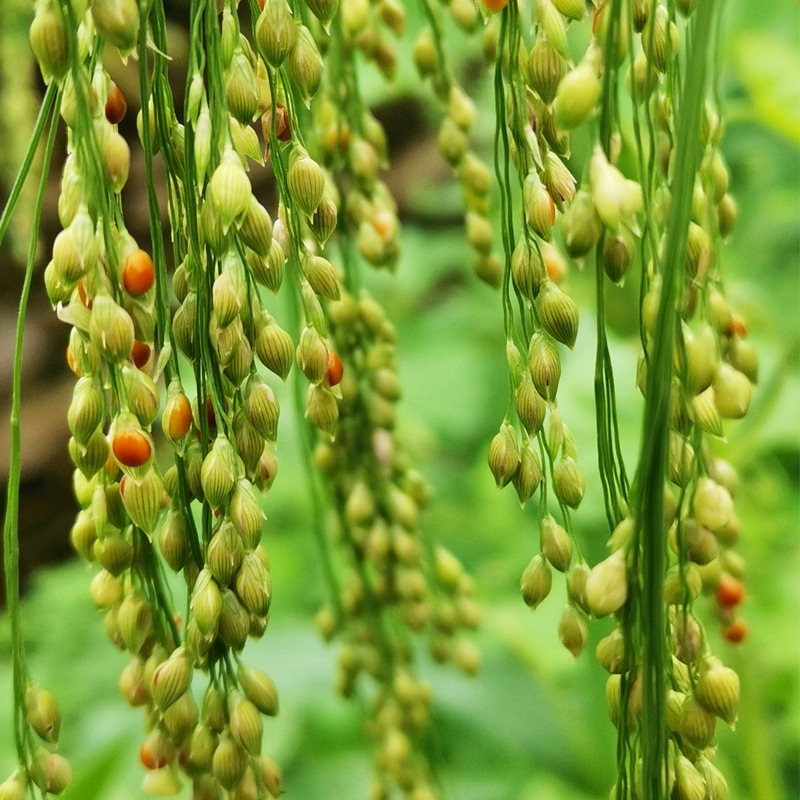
7,0,755,796
19,0,481,797
484,0,753,797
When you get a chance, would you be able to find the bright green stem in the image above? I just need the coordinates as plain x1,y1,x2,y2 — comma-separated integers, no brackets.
0,83,57,250
3,83,60,765
635,2,717,798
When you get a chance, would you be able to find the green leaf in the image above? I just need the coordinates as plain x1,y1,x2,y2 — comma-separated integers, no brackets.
730,33,800,145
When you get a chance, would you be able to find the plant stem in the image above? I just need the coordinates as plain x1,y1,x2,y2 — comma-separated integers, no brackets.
635,2,717,797
3,83,60,764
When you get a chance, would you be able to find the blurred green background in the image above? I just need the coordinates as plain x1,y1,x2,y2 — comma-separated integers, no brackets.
0,1,797,798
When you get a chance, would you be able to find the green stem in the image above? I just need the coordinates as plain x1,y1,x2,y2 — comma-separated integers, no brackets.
635,2,717,797
0,84,57,250
3,84,60,765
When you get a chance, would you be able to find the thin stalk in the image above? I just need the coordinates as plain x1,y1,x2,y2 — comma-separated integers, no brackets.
635,2,717,798
3,85,61,764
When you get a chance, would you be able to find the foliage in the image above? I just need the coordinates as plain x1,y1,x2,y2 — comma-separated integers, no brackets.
0,0,798,798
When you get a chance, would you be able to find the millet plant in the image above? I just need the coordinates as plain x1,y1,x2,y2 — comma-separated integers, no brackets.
1,0,756,798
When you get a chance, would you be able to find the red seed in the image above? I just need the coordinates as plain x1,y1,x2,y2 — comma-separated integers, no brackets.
113,429,152,468
721,619,747,644
131,340,151,370
326,351,344,387
166,393,192,441
105,83,127,125
122,249,156,296
715,574,745,608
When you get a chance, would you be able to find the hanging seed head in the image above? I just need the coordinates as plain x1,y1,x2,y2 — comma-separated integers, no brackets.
668,433,695,488
225,51,259,124
200,435,238,509
94,530,134,577
161,384,192,447
120,469,165,536
70,509,97,561
101,128,130,193
686,386,722,437
244,374,280,441
643,4,679,74
287,150,325,217
693,476,733,532
487,421,520,489
209,148,252,231
212,261,245,330
69,429,111,481
521,554,552,610
717,193,738,238
561,190,602,259
412,26,438,75
30,752,72,796
303,254,341,301
540,514,572,572
30,5,70,81
524,171,556,241
236,551,272,617
305,383,339,436
90,570,123,609
603,228,635,284
158,510,188,573
238,664,279,716
512,442,543,507
117,591,153,654
437,117,468,166
528,37,567,104
213,735,248,791
511,237,544,301
91,0,139,53
678,323,717,395
68,378,104,447
229,696,263,756
287,25,324,104
712,363,752,419
229,479,265,548
663,563,702,605
191,569,223,638
537,281,579,349
564,561,590,613
528,333,561,401
596,627,626,673
151,649,192,712
534,0,569,58
515,379,546,438
586,550,628,617
232,412,266,482
558,605,588,657
697,757,728,800
296,326,329,383
679,693,717,749
89,293,135,363
543,152,576,212
25,685,61,744
695,657,739,725
217,588,250,650
554,455,585,509
121,365,159,428
237,197,273,258
552,0,584,20
207,520,244,586
555,63,601,131
728,337,758,384
255,319,294,381
256,0,297,67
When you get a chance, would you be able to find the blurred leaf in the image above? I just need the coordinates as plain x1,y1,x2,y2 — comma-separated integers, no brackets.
730,34,800,145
